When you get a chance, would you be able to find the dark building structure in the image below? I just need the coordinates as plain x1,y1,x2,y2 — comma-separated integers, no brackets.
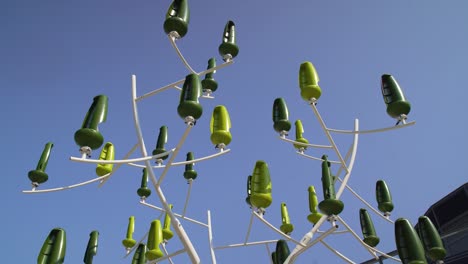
361,183,468,264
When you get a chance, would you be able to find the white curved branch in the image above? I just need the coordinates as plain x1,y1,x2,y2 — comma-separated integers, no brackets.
336,216,379,259
98,143,139,187
182,180,194,217
127,149,231,168
265,244,272,264
207,211,217,264
327,121,416,134
123,231,149,258
297,151,342,164
336,216,401,262
286,225,339,263
161,243,175,264
140,201,208,228
168,34,197,74
336,119,359,199
316,229,349,235
148,248,187,264
371,249,402,262
278,136,333,149
70,148,175,164
244,210,255,244
331,139,393,224
252,210,305,247
320,241,356,264
136,61,233,102
23,173,112,194
131,75,200,263
214,239,278,250
286,215,328,263
174,85,215,99
335,177,394,224
286,112,359,263
310,103,349,173
156,124,193,187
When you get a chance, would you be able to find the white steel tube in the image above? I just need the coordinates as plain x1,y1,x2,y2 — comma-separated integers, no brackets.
182,180,194,217
297,151,342,164
310,103,349,173
253,211,305,246
162,243,175,264
70,148,174,164
278,136,333,149
22,173,112,194
98,142,140,187
214,239,278,250
137,83,181,102
336,216,379,259
285,214,328,263
127,149,231,168
333,140,394,223
156,124,193,186
140,201,209,228
207,210,217,264
335,177,394,224
287,225,338,263
123,231,149,258
286,112,357,263
316,229,349,235
369,248,402,262
320,241,356,264
131,75,200,263
173,85,221,99
168,34,197,74
335,119,359,199
244,211,255,244
265,244,273,264
333,142,353,180
147,248,187,264
136,60,233,102
327,121,416,134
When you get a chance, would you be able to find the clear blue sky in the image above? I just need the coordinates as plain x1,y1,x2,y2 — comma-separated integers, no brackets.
3,0,468,263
